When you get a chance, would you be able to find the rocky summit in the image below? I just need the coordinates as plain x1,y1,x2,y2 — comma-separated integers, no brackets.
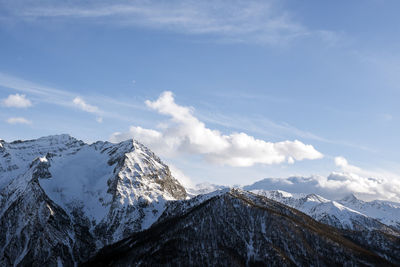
0,135,186,266
0,135,399,266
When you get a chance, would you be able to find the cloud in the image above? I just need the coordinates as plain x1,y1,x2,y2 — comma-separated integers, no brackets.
5,0,338,45
6,117,32,125
245,157,400,202
196,107,373,153
72,97,106,123
72,97,100,113
111,91,323,167
0,72,146,122
1,93,32,108
334,156,362,173
381,113,393,121
168,164,194,189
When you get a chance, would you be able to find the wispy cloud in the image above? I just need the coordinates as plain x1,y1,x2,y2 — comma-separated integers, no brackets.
72,96,103,122
6,117,32,125
381,113,393,121
0,72,144,122
197,110,374,152
1,93,32,108
0,72,75,107
4,0,339,45
73,97,100,113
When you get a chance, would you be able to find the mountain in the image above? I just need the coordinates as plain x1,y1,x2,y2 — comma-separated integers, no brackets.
1,135,399,266
85,189,399,266
186,182,229,196
245,178,400,231
339,194,400,230
0,135,186,266
249,189,398,234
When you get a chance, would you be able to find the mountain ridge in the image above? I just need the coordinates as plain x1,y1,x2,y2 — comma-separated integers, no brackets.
85,189,398,266
0,134,186,266
1,135,399,266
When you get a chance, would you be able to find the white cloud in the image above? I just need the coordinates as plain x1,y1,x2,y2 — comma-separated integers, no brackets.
111,91,323,167
1,93,32,108
335,156,361,172
6,117,32,125
0,72,146,122
168,164,194,189
245,157,400,202
331,156,400,201
72,96,100,113
7,0,338,45
96,117,103,123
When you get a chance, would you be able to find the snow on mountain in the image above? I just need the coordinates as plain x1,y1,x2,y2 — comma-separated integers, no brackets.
339,194,400,230
0,134,186,266
0,134,84,189
245,177,400,231
1,134,399,265
250,189,397,233
86,189,400,266
185,182,229,196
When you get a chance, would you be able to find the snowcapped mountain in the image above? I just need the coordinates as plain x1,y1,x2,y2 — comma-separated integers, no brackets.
85,189,399,266
0,135,186,266
249,190,396,233
186,182,229,196
1,135,399,266
245,177,400,232
339,194,400,230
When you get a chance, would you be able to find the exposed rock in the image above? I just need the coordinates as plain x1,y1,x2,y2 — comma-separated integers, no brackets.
0,135,186,266
85,189,398,266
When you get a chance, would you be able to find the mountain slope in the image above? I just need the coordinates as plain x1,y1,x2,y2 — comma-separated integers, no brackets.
1,135,399,266
249,189,396,234
85,189,398,266
0,135,186,266
339,194,400,230
245,178,400,231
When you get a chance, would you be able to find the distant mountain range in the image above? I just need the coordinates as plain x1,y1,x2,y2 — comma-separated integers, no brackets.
0,135,399,266
244,179,400,231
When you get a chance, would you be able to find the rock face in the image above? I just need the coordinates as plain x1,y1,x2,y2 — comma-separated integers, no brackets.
85,189,399,266
1,135,399,266
0,135,186,266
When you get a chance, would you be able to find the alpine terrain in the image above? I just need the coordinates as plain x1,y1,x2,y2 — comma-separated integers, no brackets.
85,189,400,266
0,135,186,266
0,135,399,266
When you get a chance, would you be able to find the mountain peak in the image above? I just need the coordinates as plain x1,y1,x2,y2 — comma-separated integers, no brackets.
340,193,359,203
0,134,188,265
9,134,78,144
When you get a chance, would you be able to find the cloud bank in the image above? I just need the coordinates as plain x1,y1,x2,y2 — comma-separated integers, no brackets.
111,91,323,167
245,156,400,202
1,94,32,108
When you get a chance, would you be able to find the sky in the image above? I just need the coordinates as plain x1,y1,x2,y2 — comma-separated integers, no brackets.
1,0,400,200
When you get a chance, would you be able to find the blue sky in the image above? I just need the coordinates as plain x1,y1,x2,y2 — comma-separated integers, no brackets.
1,0,399,195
